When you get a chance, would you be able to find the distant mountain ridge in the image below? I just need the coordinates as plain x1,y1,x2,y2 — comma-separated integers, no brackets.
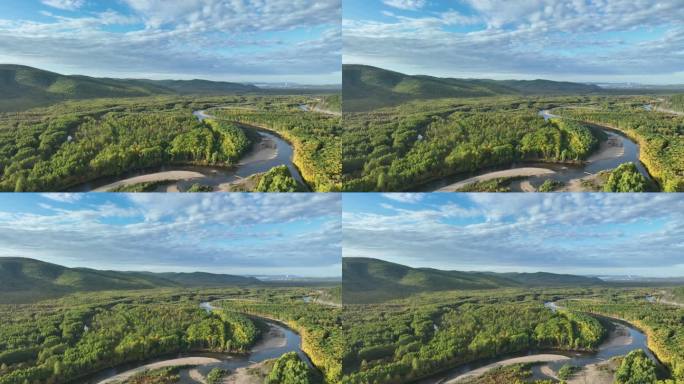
0,64,260,112
343,257,604,303
0,257,260,303
343,64,603,111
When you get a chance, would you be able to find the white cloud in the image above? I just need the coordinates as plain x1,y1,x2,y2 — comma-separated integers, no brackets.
382,193,425,203
382,0,426,11
41,0,85,11
41,193,83,203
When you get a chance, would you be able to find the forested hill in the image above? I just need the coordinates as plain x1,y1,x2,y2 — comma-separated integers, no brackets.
343,64,603,111
0,64,259,111
343,257,604,303
0,257,260,303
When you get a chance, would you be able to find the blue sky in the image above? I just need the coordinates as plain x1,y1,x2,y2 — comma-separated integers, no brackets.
343,193,684,277
343,0,684,84
0,193,341,277
0,0,341,84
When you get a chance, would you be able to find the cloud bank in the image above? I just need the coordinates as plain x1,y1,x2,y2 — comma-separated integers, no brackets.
343,194,684,276
344,0,684,84
0,193,341,276
0,0,341,83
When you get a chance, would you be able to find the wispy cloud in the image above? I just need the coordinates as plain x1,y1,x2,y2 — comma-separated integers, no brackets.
382,0,426,11
41,0,85,11
381,193,425,203
40,193,83,203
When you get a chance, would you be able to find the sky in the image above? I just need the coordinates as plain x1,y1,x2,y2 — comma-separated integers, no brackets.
343,193,684,277
0,0,341,84
343,0,684,84
0,193,341,277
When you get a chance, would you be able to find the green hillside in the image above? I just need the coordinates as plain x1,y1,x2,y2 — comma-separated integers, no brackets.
342,64,603,111
0,64,258,112
0,257,259,303
343,257,604,303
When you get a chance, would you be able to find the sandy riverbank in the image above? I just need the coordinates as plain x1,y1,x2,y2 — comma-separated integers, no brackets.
445,354,570,383
96,357,221,384
223,360,270,384
436,168,555,192
94,171,205,192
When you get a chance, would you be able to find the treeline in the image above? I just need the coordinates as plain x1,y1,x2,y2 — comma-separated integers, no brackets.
603,162,650,192
267,352,320,384
0,300,258,384
343,296,606,384
342,97,603,191
562,293,684,382
0,103,251,191
223,292,343,383
212,103,341,191
669,94,684,112
556,102,684,191
255,165,302,192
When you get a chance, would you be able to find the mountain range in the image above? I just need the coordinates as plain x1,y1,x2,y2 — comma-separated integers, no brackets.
342,64,604,111
343,257,605,303
0,257,260,303
0,64,260,112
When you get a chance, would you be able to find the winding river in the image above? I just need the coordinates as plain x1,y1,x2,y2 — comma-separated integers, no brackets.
68,108,305,192
417,302,660,384
79,301,310,384
428,109,652,192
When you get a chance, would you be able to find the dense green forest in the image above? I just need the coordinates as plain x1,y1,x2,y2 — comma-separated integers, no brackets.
342,288,607,384
0,284,341,384
0,291,258,384
211,97,342,191
342,96,607,191
343,67,683,193
341,258,682,384
0,93,338,192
